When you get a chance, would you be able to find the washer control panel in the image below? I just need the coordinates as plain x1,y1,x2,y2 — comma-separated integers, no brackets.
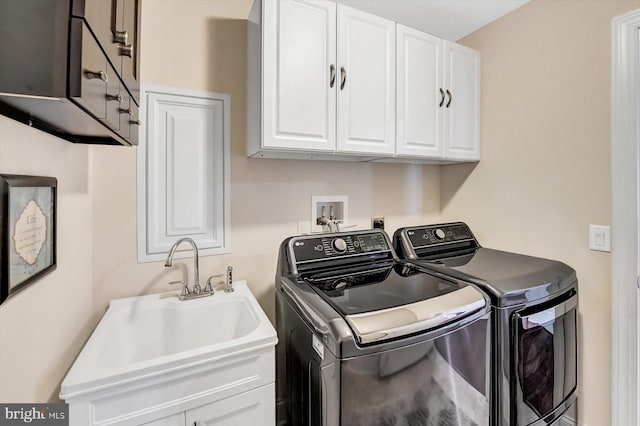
406,223,474,248
292,232,390,263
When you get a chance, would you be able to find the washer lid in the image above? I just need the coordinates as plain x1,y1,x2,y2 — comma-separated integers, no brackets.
305,264,487,344
345,285,486,345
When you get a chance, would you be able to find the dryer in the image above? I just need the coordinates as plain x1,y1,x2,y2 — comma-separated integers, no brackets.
394,222,578,426
275,229,492,425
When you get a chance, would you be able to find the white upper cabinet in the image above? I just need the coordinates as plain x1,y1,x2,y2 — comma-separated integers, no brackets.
396,24,443,158
247,0,480,163
248,0,395,159
262,0,336,152
396,26,480,161
443,41,481,160
337,5,395,155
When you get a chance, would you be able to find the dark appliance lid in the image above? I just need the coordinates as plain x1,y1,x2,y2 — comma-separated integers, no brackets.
287,230,487,345
393,223,577,308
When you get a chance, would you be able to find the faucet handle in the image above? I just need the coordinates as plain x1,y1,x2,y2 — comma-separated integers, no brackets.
204,274,223,293
169,280,190,297
225,266,234,293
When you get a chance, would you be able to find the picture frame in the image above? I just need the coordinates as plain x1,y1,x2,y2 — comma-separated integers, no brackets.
0,175,57,305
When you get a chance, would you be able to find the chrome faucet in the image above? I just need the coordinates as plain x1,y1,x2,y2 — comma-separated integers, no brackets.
165,237,208,299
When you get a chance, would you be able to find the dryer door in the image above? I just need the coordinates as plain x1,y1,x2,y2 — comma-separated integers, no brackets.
511,292,578,425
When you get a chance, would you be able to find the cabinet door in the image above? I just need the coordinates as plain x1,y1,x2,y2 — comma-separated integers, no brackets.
185,384,274,426
142,412,185,426
118,0,141,104
337,5,395,155
443,41,481,160
81,0,119,64
396,24,443,158
263,0,336,152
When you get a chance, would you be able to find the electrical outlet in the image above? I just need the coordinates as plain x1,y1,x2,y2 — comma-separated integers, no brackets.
311,195,348,232
298,221,310,235
372,216,385,230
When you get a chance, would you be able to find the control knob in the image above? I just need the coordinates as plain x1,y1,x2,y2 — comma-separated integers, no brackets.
433,228,446,240
332,238,347,253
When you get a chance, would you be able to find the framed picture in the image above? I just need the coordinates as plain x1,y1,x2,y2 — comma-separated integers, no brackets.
0,175,57,305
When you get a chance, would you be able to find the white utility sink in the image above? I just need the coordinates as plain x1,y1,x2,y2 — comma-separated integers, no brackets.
60,281,277,426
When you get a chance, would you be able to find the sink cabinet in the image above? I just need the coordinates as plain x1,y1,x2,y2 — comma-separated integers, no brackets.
60,282,277,426
143,385,274,426
64,346,275,426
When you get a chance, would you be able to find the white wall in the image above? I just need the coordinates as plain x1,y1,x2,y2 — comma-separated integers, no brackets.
0,116,94,402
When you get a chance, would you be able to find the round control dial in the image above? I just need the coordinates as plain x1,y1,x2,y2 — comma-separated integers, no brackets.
433,228,446,240
332,238,347,253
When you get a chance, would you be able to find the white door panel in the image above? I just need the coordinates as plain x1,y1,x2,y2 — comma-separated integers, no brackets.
443,41,481,160
337,5,395,154
396,24,443,158
186,385,275,426
263,0,336,151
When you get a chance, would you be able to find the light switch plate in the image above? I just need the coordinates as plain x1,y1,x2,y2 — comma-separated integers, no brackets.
589,224,611,252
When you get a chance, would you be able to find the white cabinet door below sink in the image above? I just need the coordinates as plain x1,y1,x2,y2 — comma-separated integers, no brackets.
186,384,274,426
142,413,185,426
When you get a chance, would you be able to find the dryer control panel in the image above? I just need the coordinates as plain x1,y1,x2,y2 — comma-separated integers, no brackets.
405,223,475,248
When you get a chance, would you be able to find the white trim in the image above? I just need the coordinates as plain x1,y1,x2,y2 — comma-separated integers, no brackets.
611,8,640,426
137,85,232,263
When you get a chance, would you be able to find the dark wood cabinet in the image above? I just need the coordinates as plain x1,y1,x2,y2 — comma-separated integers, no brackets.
0,0,141,146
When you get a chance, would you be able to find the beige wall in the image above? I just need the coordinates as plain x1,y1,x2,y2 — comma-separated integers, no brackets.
89,0,442,320
2,2,637,424
0,116,95,402
441,1,640,425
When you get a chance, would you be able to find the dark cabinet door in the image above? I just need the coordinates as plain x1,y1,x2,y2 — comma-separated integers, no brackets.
82,0,119,64
118,0,141,105
80,0,140,105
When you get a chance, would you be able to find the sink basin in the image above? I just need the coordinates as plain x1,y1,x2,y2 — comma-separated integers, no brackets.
97,298,258,368
60,280,277,400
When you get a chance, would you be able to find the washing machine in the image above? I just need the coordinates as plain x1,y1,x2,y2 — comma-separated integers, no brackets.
275,229,492,425
394,222,578,426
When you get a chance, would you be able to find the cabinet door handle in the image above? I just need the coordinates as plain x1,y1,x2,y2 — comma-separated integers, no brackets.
446,89,452,108
119,44,133,58
84,69,107,82
119,107,132,115
113,30,128,45
106,93,123,103
340,66,346,90
439,88,445,107
329,64,336,88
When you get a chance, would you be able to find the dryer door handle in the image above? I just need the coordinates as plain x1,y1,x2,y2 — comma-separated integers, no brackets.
516,292,578,330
